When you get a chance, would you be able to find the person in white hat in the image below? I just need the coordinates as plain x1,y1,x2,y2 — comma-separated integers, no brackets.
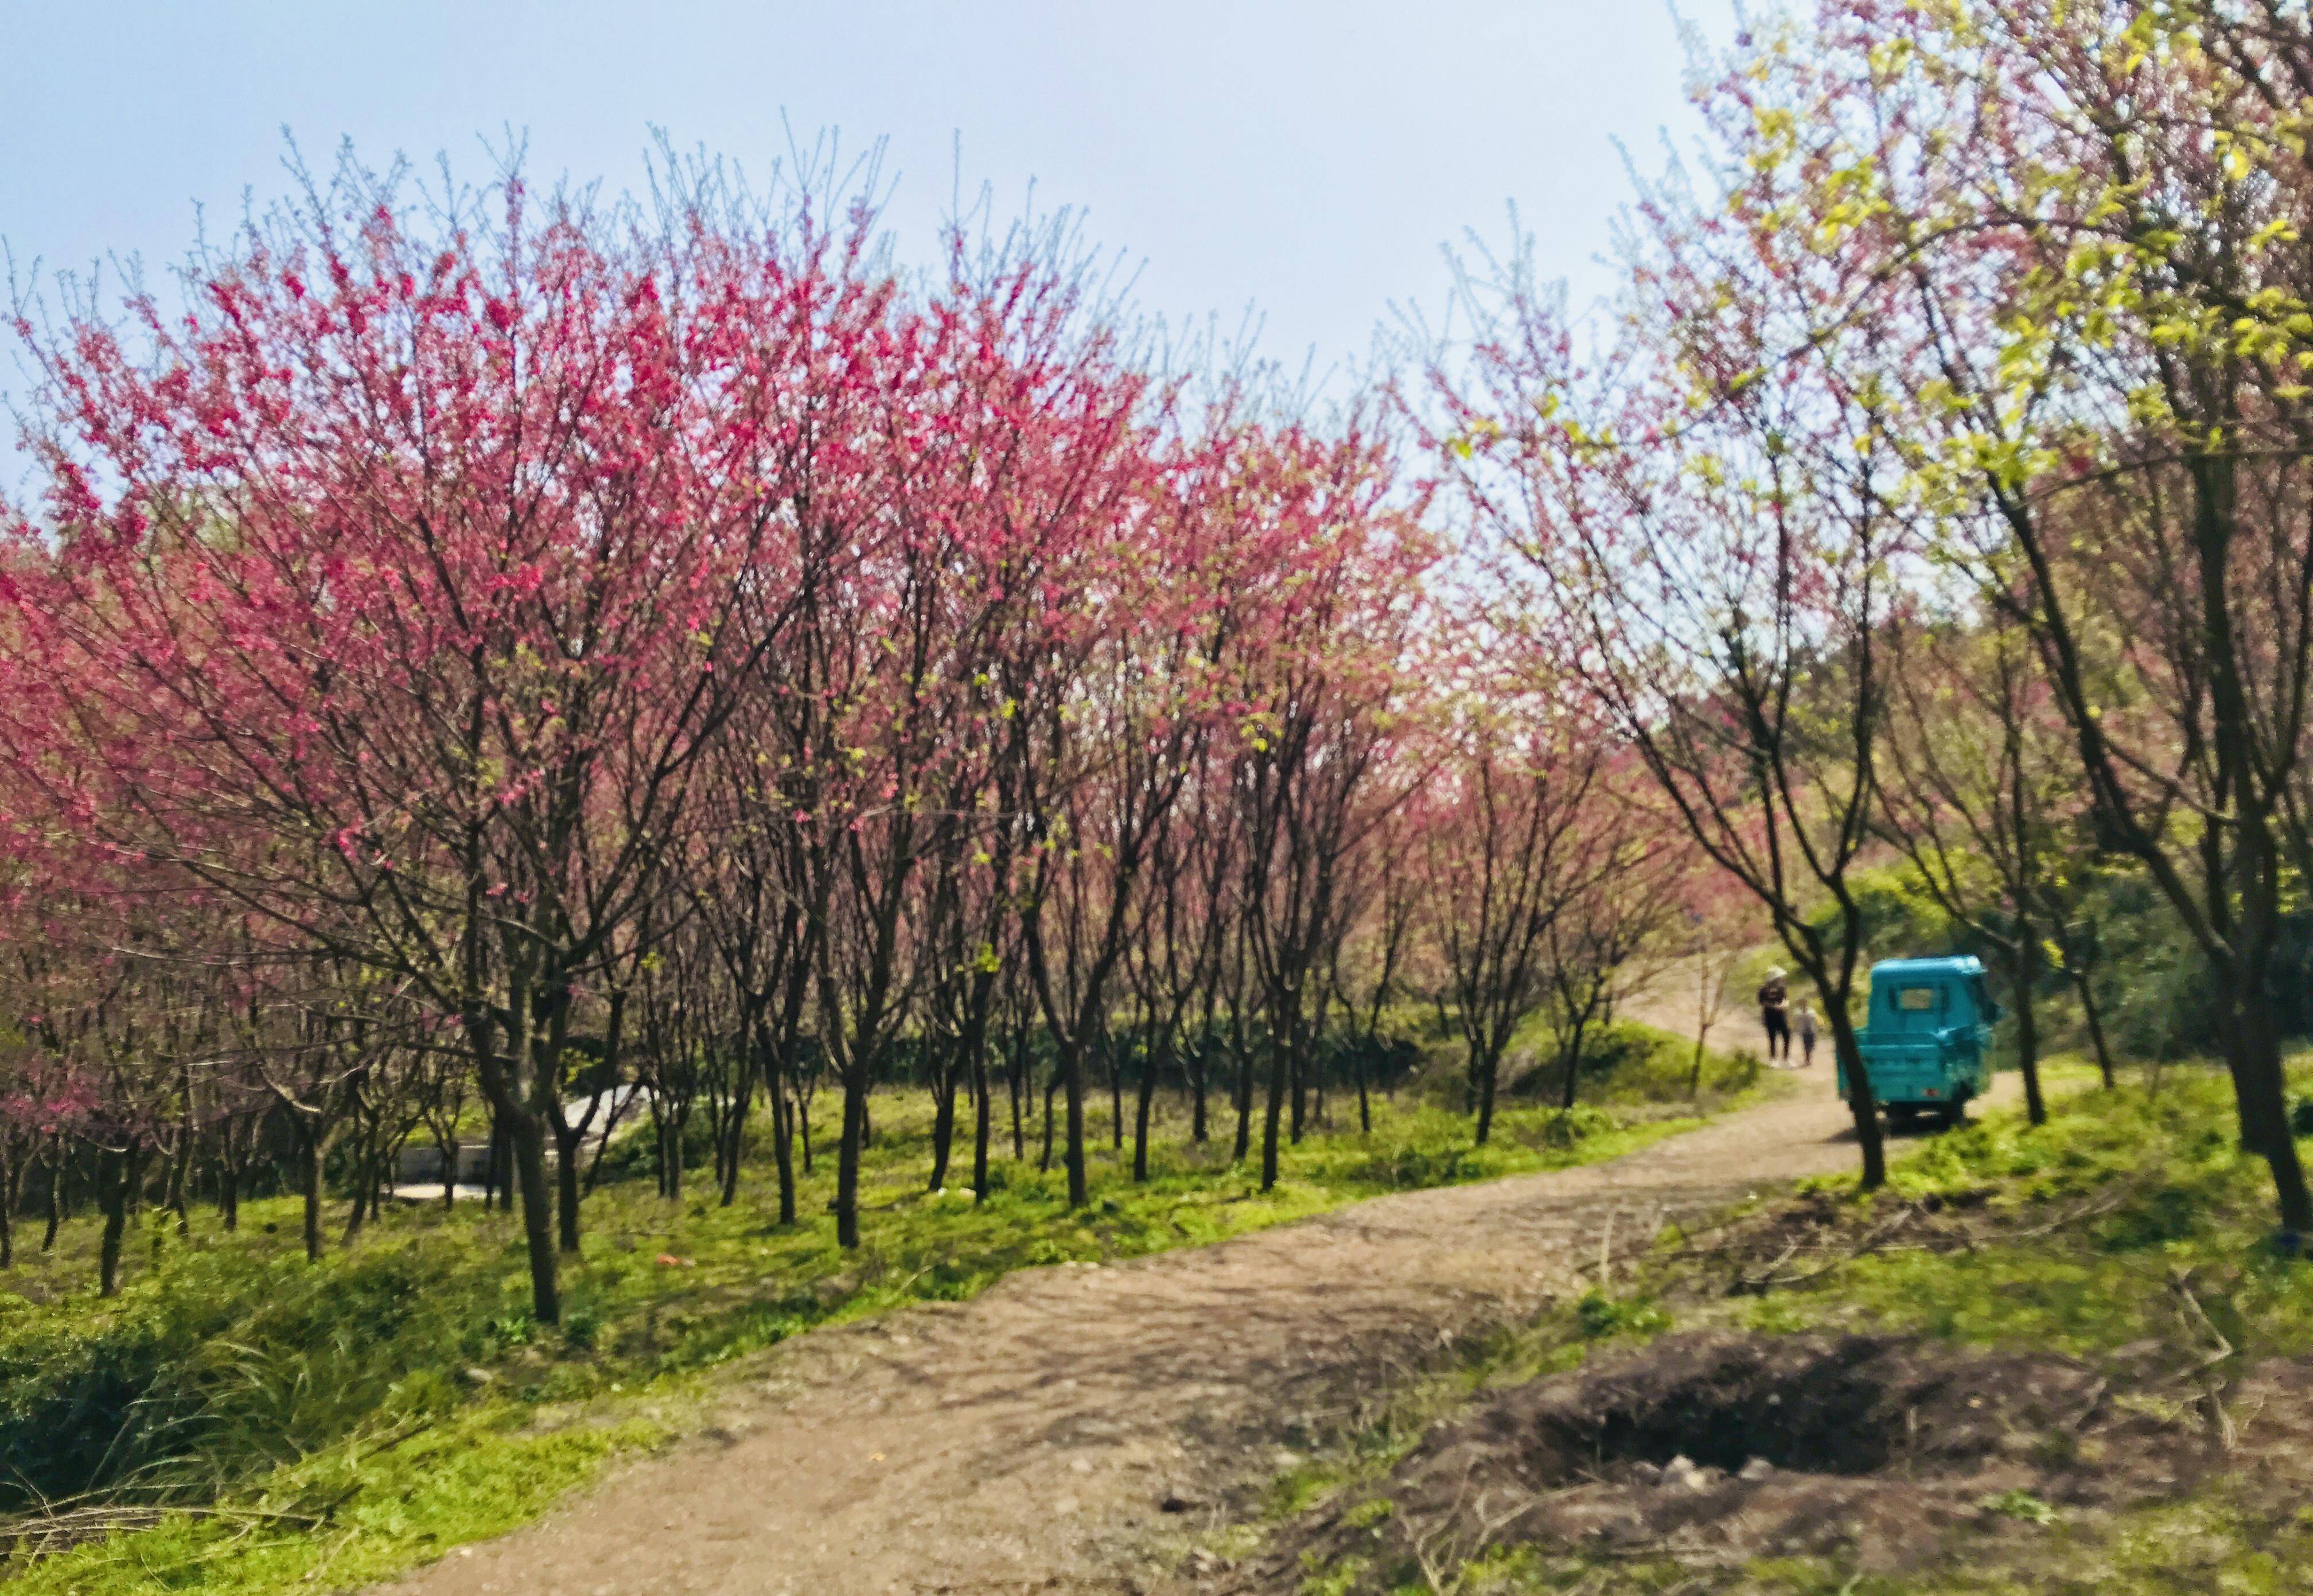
1758,967,1791,1064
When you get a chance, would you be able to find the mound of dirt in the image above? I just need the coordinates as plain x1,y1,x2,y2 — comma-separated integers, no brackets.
1252,1332,2196,1588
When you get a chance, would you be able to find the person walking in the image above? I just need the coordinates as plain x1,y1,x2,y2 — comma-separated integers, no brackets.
1758,968,1792,1064
1796,1003,1817,1068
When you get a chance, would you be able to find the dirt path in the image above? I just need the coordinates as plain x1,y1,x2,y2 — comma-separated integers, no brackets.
385,1041,1989,1596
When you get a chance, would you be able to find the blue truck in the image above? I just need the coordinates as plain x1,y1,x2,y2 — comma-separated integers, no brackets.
1838,956,2000,1128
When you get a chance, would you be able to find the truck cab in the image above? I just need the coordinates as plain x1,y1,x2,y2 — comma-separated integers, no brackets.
1839,956,2000,1127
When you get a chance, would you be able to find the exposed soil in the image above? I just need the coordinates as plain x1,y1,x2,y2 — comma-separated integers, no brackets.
1232,1330,2199,1589
377,1039,2019,1596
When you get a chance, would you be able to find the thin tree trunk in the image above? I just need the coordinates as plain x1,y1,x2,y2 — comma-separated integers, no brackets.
1065,1039,1090,1208
1829,1007,1887,1191
928,1037,959,1193
714,1045,753,1209
508,1104,560,1324
1289,1026,1306,1147
1008,1026,1026,1162
0,1147,17,1269
1106,1033,1124,1153
836,1071,867,1249
218,1138,242,1231
41,1139,61,1252
166,1115,192,1240
1559,1015,1591,1113
301,1121,326,1263
2071,968,2117,1089
767,1052,798,1226
1233,1039,1253,1165
437,1130,460,1210
1040,1066,1059,1172
1132,1029,1159,1184
2008,934,2046,1127
1260,1025,1289,1191
1190,1041,1209,1143
972,1036,994,1202
97,1149,134,1298
342,1116,371,1246
554,1119,585,1252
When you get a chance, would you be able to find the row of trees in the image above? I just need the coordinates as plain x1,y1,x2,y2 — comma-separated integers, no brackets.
1431,0,2313,1227
0,155,1685,1318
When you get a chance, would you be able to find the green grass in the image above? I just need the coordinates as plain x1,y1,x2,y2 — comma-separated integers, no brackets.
1,1030,1758,1595
1742,1062,2313,1360
1246,1056,2313,1596
1497,1015,1767,1108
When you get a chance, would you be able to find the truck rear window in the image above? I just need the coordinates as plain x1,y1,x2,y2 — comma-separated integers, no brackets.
1896,986,1940,1012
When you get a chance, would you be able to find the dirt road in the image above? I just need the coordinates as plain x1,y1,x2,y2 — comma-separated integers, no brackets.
384,1041,1980,1596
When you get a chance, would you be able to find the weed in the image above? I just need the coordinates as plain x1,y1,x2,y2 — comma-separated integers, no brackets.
1574,1291,1671,1340
1980,1488,2058,1525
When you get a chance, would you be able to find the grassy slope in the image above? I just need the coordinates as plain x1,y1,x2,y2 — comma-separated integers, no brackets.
1257,1056,2313,1596
6,1023,1761,1594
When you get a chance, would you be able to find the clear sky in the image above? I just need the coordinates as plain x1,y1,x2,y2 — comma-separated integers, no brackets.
2,1,1717,486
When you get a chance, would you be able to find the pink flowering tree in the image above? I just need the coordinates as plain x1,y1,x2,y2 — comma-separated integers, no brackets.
0,150,891,1318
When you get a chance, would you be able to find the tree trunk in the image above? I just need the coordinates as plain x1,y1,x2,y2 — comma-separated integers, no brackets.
1289,1030,1306,1146
508,1105,559,1323
0,1147,17,1269
1107,1033,1124,1154
1132,1030,1159,1184
1260,1024,1289,1190
766,1049,798,1226
41,1140,60,1252
301,1120,326,1264
218,1141,241,1231
554,1119,585,1253
97,1148,134,1298
1233,1038,1254,1165
836,1069,867,1249
1040,1065,1059,1172
1064,1038,1089,1208
2219,968,2313,1233
2070,967,2117,1089
972,1037,994,1202
166,1119,192,1240
470,996,563,1324
2007,935,2046,1127
1008,1027,1026,1162
341,1131,370,1247
713,1050,753,1209
1828,1009,1887,1191
482,1116,506,1212
928,1037,959,1193
1190,1034,1209,1144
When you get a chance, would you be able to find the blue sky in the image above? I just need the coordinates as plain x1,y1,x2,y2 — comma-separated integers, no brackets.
2,1,1717,485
